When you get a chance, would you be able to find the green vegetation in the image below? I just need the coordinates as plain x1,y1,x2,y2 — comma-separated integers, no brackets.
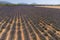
0,4,30,6
0,3,60,6
0,4,18,6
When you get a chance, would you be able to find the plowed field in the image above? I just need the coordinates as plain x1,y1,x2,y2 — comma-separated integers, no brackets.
0,6,60,40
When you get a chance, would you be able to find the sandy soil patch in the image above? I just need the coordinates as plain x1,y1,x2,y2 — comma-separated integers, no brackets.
35,6,60,9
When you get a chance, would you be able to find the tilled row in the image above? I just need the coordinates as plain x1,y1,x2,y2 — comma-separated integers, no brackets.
0,15,60,40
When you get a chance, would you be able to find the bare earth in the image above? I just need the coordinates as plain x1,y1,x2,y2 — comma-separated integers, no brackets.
35,6,60,9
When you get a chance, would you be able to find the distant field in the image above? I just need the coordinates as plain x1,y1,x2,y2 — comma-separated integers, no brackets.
35,6,60,9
